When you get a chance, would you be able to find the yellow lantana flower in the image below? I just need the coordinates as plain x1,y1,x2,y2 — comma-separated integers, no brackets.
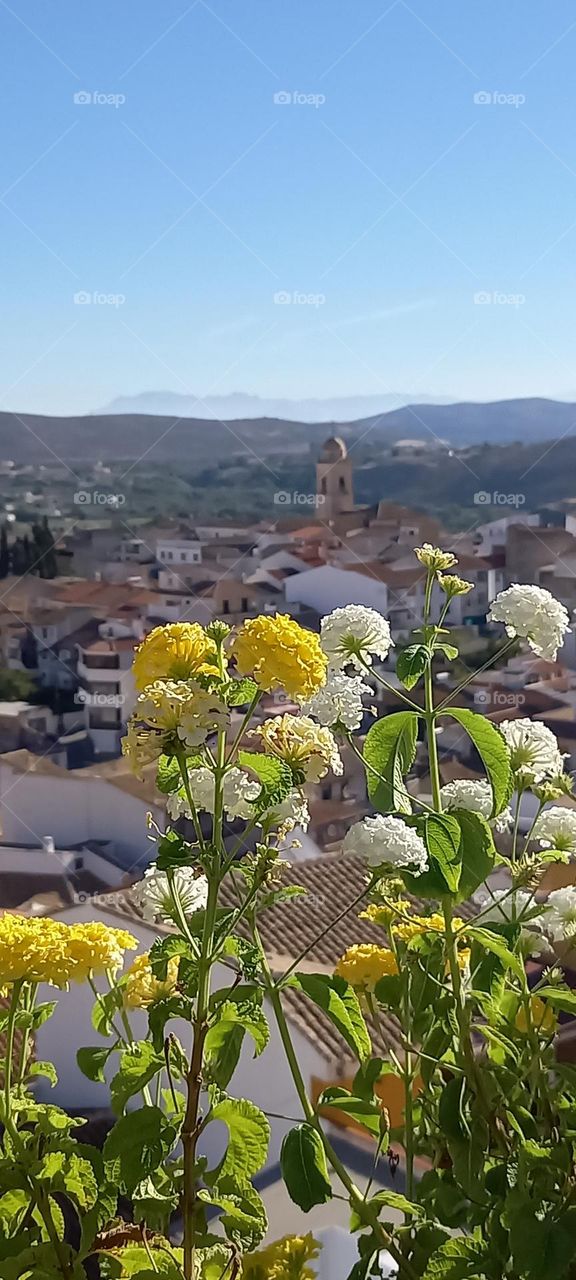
133,622,220,692
255,714,342,782
231,614,327,701
0,915,136,988
362,904,470,970
123,951,180,1010
515,995,556,1037
335,944,398,992
242,1233,320,1280
122,680,227,775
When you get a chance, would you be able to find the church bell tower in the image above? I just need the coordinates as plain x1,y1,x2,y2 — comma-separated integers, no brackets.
315,436,354,521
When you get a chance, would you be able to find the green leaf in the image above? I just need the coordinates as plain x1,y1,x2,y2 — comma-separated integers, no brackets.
205,1020,245,1089
156,754,181,794
422,1237,489,1278
104,1107,177,1195
396,644,429,690
36,1151,98,1211
200,1182,268,1251
317,1087,383,1138
110,1041,164,1115
28,1060,57,1087
98,1244,184,1277
452,810,496,901
363,710,419,814
226,677,258,706
535,986,576,1015
208,1097,270,1183
437,707,512,816
291,972,371,1062
468,926,524,980
280,1124,332,1211
425,812,462,893
238,750,293,812
91,986,121,1038
155,828,194,871
77,1045,114,1083
369,1188,424,1218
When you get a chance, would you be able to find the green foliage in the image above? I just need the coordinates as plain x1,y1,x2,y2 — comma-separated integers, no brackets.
437,707,512,815
396,643,429,690
238,750,293,812
280,1124,332,1211
290,971,371,1061
363,710,420,813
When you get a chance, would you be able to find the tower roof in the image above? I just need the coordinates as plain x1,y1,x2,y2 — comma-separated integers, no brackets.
319,436,348,463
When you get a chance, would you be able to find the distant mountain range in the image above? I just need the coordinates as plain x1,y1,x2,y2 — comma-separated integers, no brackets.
0,397,575,465
100,390,450,423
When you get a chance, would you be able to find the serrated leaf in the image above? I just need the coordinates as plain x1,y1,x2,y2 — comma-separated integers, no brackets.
438,707,512,816
156,754,181,794
208,1096,270,1183
452,809,496,901
396,644,429,690
238,750,293,813
468,926,524,980
199,1182,267,1251
104,1108,177,1195
363,711,419,814
291,972,371,1062
77,1044,114,1083
280,1123,332,1211
28,1060,58,1087
110,1041,164,1115
425,812,462,893
534,986,576,1015
226,677,258,706
317,1087,382,1138
422,1237,488,1278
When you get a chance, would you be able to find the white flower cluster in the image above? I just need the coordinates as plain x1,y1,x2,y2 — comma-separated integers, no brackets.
439,778,512,832
133,865,209,924
167,766,260,822
489,584,570,662
531,807,576,856
500,719,566,786
320,605,393,671
474,888,545,954
540,887,576,945
343,814,429,875
302,670,372,731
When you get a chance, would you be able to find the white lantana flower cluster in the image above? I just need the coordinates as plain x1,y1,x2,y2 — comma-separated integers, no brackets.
540,887,576,945
489,584,570,662
255,715,343,782
474,888,546,955
531,807,576,856
343,814,429,876
500,719,567,786
167,766,260,822
133,866,209,924
302,670,372,731
320,605,393,671
439,779,512,832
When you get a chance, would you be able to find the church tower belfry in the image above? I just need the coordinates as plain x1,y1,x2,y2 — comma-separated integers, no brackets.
315,436,354,521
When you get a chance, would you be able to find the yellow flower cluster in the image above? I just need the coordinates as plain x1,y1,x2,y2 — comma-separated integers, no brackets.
133,622,220,691
242,1233,320,1280
414,544,458,572
231,614,327,701
0,915,136,988
255,714,342,782
362,903,470,970
122,680,227,775
123,951,180,1009
335,944,398,992
515,995,556,1037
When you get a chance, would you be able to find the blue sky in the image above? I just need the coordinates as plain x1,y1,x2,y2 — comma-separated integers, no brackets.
2,0,576,414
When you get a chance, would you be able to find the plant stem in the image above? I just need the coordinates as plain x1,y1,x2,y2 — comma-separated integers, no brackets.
4,980,22,1122
0,1088,73,1278
256,930,418,1280
181,714,225,1279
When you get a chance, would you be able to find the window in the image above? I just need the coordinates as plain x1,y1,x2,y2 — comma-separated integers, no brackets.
241,597,248,611
222,599,230,614
180,552,186,561
321,478,327,495
338,476,347,493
